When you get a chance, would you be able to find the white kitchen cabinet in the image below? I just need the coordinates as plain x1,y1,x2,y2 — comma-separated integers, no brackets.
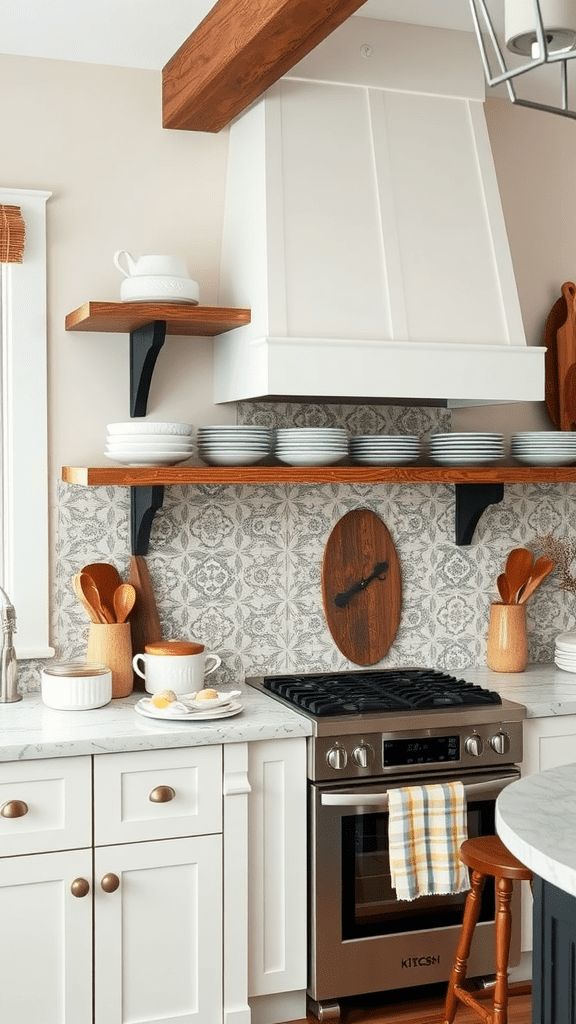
0,847,93,1024
0,747,225,1024
247,736,307,1024
94,835,222,1024
518,715,576,953
522,714,576,777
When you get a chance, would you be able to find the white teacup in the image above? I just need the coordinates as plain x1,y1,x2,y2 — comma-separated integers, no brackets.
133,641,221,696
114,250,190,279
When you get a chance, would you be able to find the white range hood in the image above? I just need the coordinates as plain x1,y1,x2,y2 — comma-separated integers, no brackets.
215,19,545,407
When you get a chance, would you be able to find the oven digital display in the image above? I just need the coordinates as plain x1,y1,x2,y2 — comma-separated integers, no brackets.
383,735,460,766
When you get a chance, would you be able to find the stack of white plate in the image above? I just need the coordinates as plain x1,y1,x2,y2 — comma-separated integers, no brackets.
428,432,505,466
555,632,576,673
105,421,195,466
274,427,348,466
197,425,273,466
512,432,576,466
350,434,420,466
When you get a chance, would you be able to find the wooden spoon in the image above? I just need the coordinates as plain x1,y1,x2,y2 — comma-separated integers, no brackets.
81,562,122,623
504,547,534,603
79,572,110,624
73,572,106,623
113,583,136,623
517,557,555,604
497,574,512,604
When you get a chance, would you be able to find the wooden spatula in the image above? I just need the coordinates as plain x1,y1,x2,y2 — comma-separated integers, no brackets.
517,557,555,604
81,562,122,624
504,548,534,603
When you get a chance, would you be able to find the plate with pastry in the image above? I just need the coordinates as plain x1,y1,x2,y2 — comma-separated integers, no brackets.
135,688,243,721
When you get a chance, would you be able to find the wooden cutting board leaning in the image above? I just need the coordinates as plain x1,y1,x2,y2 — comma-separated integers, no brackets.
544,281,576,430
321,509,402,666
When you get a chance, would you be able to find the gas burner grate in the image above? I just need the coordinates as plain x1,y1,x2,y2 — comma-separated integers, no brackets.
263,668,502,716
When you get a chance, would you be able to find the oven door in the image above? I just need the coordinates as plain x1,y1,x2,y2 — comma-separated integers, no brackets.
308,766,521,1003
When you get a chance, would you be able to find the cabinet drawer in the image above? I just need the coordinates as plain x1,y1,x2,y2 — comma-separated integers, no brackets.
94,746,223,845
0,755,92,856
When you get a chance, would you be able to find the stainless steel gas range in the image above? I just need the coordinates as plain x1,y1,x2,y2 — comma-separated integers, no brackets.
246,667,526,1023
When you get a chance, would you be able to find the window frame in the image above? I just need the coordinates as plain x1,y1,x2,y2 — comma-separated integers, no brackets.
0,186,53,658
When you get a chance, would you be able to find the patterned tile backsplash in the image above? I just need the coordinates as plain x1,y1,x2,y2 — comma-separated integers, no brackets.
18,403,576,693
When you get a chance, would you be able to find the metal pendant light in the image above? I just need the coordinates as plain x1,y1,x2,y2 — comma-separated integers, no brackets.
470,0,576,117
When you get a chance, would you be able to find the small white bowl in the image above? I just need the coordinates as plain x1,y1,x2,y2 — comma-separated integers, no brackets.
41,661,112,710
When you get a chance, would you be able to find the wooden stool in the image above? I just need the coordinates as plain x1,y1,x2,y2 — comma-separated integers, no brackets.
443,835,533,1024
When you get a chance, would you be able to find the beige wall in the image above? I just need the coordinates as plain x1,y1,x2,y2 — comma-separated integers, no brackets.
0,52,233,485
2,55,574,466
454,96,576,436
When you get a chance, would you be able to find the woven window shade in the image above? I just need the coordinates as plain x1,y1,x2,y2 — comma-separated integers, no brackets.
0,205,25,263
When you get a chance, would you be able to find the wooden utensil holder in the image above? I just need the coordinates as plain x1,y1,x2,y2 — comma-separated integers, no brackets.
486,602,528,673
86,622,133,697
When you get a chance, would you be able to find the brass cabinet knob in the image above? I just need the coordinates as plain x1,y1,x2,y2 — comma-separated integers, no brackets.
70,877,90,898
100,873,120,893
149,785,175,803
0,799,28,818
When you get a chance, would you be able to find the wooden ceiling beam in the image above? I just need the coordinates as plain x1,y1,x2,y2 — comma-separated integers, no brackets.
162,0,367,133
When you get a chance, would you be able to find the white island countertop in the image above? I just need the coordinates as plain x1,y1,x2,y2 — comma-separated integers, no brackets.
0,682,312,762
496,762,576,898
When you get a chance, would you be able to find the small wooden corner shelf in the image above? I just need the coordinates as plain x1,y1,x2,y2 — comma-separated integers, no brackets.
65,301,251,336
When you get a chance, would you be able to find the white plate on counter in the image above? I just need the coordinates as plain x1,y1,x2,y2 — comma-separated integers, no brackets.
135,697,244,721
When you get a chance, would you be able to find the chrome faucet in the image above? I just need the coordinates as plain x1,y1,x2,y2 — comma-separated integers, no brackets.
0,586,20,703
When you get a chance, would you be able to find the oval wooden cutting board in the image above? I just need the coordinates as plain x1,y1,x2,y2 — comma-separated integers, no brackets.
321,509,402,666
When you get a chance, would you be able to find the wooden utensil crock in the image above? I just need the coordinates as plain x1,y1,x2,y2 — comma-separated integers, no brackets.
86,621,133,697
487,602,528,673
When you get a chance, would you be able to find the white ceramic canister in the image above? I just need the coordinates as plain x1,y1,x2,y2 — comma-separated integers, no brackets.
132,640,221,695
41,660,112,710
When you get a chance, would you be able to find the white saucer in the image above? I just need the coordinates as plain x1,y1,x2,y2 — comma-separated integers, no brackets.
135,698,243,721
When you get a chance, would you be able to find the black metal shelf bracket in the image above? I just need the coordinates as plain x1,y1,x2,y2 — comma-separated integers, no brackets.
131,486,165,555
130,320,167,417
455,483,504,546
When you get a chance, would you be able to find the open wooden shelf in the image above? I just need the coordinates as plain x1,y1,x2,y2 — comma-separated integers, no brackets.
61,464,576,487
65,301,251,336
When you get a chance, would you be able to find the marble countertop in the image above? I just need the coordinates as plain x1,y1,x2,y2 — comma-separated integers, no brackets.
0,682,312,762
446,664,576,719
496,762,576,898
3,662,576,762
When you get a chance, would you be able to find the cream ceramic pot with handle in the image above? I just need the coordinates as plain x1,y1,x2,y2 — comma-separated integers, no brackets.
132,649,221,695
114,250,190,279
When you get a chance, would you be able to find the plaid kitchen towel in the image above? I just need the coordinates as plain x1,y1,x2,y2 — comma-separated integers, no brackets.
388,781,470,901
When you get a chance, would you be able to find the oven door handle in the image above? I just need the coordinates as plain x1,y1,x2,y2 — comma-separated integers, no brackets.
320,777,514,808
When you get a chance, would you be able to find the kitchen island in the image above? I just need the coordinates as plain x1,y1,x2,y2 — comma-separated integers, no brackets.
497,762,576,1024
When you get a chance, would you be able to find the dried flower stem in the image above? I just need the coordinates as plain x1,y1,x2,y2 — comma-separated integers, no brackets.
534,534,576,594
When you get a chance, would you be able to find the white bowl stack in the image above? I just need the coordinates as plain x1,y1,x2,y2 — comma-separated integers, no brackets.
196,425,273,466
106,422,195,466
555,632,576,673
274,427,348,466
428,432,505,466
350,434,420,466
512,432,576,466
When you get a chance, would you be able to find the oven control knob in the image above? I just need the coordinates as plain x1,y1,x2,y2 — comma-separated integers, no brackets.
465,734,484,756
489,731,510,755
352,743,374,768
326,745,348,770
